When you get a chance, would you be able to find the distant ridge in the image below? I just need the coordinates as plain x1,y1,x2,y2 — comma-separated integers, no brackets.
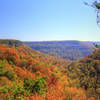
24,40,95,61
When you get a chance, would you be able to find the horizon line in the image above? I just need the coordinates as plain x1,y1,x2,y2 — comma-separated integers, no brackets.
0,38,100,42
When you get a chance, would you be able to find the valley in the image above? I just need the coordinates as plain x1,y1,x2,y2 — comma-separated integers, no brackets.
24,40,97,61
0,39,100,100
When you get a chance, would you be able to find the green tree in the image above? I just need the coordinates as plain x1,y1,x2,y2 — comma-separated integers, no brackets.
0,82,27,100
24,76,47,97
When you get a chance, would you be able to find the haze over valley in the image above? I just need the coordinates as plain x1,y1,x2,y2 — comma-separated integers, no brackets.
25,40,98,61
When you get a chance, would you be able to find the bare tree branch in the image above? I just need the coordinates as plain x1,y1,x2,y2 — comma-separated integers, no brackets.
84,0,100,27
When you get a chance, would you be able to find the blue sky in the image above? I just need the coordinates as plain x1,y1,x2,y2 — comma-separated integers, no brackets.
0,0,100,41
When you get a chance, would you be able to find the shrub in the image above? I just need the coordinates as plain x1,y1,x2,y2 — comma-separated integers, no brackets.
0,82,28,100
24,77,47,96
0,63,15,81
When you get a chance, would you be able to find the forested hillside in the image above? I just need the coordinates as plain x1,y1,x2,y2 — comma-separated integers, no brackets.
67,49,100,99
24,40,94,61
0,39,100,100
0,40,70,100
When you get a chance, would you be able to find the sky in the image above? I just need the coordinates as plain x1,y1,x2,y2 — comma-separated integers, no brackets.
0,0,100,41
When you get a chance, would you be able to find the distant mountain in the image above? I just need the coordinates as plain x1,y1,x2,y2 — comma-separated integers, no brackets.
85,41,100,46
24,40,94,61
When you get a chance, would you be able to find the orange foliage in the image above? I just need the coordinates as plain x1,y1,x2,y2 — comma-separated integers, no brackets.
0,43,99,100
14,66,35,80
